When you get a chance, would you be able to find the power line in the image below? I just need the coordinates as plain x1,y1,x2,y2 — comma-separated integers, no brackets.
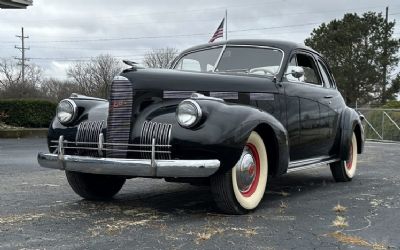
0,4,396,44
15,22,320,44
14,27,29,83
0,5,396,45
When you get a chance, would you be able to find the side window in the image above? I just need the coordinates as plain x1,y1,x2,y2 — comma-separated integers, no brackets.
178,59,201,72
285,55,304,82
296,54,321,85
317,59,335,88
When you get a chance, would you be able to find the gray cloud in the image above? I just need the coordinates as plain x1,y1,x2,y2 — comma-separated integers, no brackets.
0,0,398,78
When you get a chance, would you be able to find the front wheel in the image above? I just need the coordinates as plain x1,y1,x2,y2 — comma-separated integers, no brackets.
211,131,268,214
66,171,126,200
330,132,358,182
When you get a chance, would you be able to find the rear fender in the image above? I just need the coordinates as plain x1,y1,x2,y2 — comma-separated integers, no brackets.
339,107,365,161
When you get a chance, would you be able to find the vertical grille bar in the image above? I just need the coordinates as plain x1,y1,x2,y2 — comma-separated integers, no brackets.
106,79,133,158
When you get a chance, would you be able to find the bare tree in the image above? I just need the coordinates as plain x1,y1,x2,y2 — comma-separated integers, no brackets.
0,59,21,90
67,54,123,98
0,59,44,99
40,78,80,102
143,47,178,69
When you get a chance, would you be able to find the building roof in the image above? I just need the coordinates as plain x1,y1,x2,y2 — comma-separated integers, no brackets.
0,0,32,9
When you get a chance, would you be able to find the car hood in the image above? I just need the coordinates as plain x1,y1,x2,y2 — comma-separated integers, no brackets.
120,68,277,93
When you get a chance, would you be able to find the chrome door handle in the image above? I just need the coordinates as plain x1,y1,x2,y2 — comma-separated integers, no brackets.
324,95,333,99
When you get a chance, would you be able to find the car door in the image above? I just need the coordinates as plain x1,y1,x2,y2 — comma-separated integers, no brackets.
283,50,330,160
314,56,344,156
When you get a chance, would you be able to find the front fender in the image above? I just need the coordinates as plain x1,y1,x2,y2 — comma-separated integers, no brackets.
131,99,289,175
339,107,365,161
47,97,109,150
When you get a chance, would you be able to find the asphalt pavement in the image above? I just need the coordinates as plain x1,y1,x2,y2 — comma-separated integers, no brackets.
0,138,399,249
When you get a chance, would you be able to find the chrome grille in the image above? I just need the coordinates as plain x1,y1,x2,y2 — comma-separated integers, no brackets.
106,79,133,158
76,120,105,157
140,121,172,159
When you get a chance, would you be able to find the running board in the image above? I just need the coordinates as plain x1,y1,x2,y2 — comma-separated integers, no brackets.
287,157,339,173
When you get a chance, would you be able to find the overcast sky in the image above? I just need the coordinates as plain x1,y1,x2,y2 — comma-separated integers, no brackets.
1,0,399,79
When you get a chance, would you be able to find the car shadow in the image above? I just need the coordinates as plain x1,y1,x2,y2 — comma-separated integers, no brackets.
58,169,338,217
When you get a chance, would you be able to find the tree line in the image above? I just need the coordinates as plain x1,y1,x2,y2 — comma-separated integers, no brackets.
0,48,178,102
0,12,399,106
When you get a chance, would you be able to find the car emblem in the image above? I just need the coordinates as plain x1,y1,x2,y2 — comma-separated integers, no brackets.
112,100,127,108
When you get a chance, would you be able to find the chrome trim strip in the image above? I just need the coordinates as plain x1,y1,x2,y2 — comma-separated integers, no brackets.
250,93,275,101
37,153,220,178
288,157,339,172
163,90,194,99
210,91,238,100
49,146,170,154
50,141,172,148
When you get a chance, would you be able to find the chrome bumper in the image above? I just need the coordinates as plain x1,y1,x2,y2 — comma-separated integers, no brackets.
37,153,220,178
38,134,220,177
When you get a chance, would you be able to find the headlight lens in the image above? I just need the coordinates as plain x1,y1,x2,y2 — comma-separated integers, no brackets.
176,100,202,128
57,99,77,125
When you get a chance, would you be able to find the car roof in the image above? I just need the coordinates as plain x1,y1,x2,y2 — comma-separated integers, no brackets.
179,39,319,56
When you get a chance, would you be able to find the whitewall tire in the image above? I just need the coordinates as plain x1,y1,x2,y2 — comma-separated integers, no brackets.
330,132,358,182
211,131,268,214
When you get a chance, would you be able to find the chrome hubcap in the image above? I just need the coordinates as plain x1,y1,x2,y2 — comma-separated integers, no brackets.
236,146,257,193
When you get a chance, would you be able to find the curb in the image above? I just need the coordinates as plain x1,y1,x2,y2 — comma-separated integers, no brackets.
0,128,48,138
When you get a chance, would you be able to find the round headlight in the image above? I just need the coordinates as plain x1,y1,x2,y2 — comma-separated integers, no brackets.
176,100,202,128
57,99,77,125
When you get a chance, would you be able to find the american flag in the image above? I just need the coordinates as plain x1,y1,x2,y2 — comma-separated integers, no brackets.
209,18,225,43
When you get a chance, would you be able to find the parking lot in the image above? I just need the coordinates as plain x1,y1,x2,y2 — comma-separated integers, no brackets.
0,138,399,249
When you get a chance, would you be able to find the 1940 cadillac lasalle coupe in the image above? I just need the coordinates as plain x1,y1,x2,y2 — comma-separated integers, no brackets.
38,39,364,214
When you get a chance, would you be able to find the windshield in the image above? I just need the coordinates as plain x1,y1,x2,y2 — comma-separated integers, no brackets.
216,47,283,76
174,46,283,76
174,47,222,72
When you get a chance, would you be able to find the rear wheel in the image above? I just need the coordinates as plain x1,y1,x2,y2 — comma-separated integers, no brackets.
211,131,268,214
66,171,126,200
330,132,358,182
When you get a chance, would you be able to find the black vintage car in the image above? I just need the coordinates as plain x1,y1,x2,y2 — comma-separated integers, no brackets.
38,39,364,214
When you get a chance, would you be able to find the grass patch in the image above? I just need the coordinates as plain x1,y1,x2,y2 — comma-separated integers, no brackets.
333,203,347,213
332,216,349,228
328,231,388,249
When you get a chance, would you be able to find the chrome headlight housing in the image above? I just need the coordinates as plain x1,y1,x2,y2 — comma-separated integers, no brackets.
57,99,77,125
176,99,202,128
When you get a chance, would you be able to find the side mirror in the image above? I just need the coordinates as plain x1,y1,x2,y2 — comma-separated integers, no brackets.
291,66,304,79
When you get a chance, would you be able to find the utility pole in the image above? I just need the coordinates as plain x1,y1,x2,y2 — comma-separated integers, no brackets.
15,27,29,84
382,6,389,105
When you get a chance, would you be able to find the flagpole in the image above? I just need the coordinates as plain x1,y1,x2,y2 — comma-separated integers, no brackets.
225,9,228,41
